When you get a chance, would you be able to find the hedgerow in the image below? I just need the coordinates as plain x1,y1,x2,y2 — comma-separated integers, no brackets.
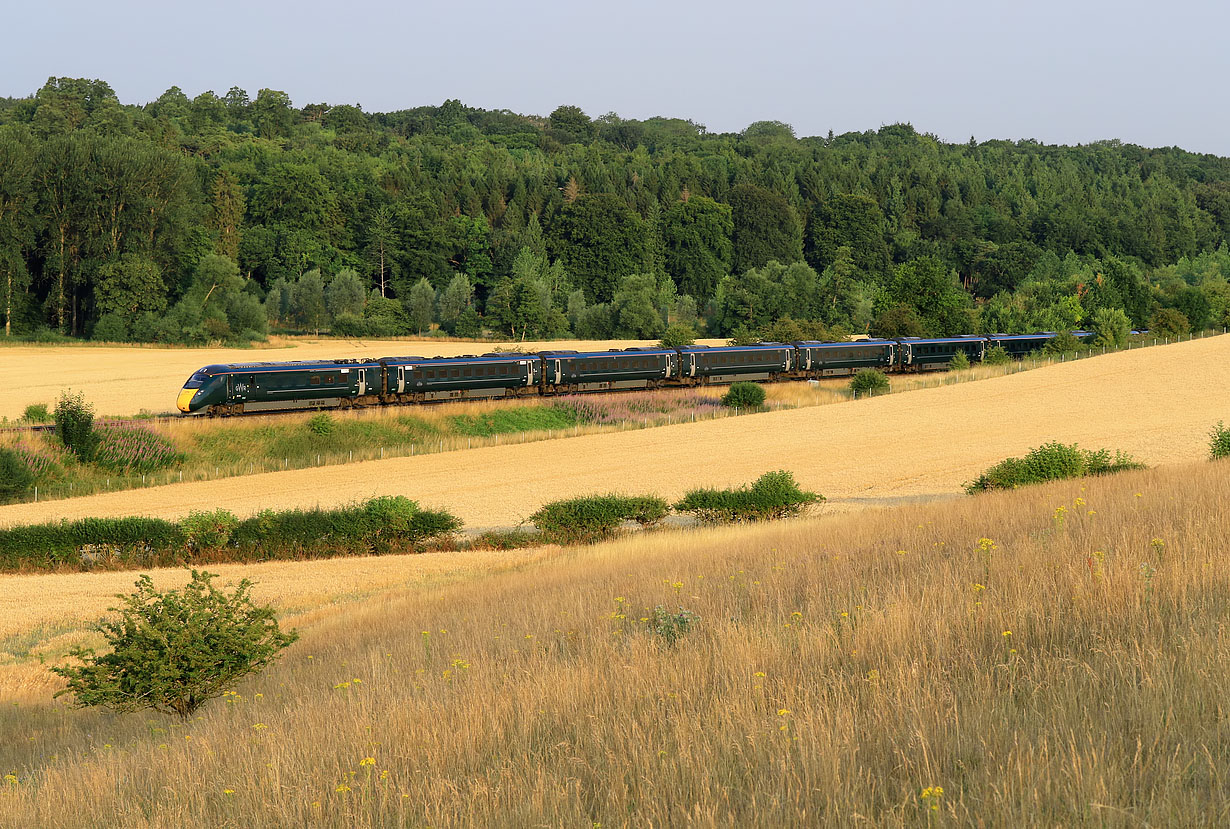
529,494,669,544
965,442,1145,493
673,471,823,523
0,496,460,572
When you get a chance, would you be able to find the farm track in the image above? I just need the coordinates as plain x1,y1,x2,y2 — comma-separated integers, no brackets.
1,335,1225,530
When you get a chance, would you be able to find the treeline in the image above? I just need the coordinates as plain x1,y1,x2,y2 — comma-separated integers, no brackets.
3,77,1230,344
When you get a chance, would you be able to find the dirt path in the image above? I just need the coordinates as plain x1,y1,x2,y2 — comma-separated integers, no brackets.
2,336,1222,530
0,335,724,419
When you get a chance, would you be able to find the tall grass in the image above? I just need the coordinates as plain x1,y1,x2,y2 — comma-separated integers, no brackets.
3,462,1230,825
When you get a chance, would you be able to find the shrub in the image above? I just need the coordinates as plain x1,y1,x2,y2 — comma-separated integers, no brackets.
331,312,367,337
983,345,1012,365
849,369,889,397
0,516,185,571
181,509,240,551
1091,307,1131,348
673,470,823,523
91,312,130,342
966,441,1145,493
307,412,335,436
51,570,298,721
1043,331,1083,355
55,391,98,462
1150,307,1191,339
466,528,542,550
721,382,766,409
529,494,669,544
1210,421,1230,460
645,606,699,646
658,323,697,349
229,497,461,556
22,403,51,423
0,448,35,504
949,350,971,370
92,425,183,472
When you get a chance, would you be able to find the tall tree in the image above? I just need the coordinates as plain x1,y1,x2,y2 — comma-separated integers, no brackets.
0,128,34,336
209,171,244,260
547,193,651,304
728,182,803,273
661,195,733,305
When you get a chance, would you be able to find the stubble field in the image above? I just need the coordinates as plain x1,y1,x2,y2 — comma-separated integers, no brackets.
1,334,1225,530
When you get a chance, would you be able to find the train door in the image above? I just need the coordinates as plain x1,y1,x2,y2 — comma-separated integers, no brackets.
397,366,405,393
358,369,367,395
553,359,562,384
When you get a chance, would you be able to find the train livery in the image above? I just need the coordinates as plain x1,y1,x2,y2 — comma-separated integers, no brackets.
177,331,1072,416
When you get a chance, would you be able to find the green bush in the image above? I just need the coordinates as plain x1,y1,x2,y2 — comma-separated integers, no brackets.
1150,307,1190,339
983,345,1012,365
529,494,669,544
721,382,766,409
91,312,130,342
0,516,185,570
51,570,297,721
0,497,461,572
658,323,697,349
0,448,35,504
1210,421,1230,460
466,528,543,550
965,441,1145,493
22,403,51,423
306,412,335,436
645,606,699,646
949,350,971,370
1091,307,1131,348
181,509,240,551
673,470,823,523
849,369,889,397
1043,331,1083,355
55,390,98,462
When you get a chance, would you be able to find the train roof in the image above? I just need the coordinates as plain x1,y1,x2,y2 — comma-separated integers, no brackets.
897,337,989,344
195,360,382,374
677,342,791,352
794,339,896,347
539,348,677,357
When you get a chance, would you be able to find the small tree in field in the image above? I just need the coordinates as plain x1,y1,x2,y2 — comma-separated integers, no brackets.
52,570,297,721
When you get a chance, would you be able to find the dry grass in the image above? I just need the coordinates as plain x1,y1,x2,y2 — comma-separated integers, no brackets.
2,460,1230,826
3,335,1226,530
0,335,726,420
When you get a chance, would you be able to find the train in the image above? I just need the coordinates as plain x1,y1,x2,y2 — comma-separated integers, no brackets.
176,331,1090,416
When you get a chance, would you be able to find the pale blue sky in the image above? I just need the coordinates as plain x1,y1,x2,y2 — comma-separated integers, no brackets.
6,0,1227,153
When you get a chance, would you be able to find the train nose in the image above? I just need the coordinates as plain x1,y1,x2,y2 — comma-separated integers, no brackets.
177,388,197,412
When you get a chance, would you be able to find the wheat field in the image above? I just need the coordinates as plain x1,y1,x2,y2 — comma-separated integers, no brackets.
2,335,1226,530
0,335,725,420
2,459,1230,826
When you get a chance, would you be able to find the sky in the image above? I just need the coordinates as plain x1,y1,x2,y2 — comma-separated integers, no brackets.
5,0,1229,154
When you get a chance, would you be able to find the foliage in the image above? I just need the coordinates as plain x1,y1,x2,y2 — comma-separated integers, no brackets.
22,403,50,423
54,390,97,462
949,350,971,370
850,369,890,396
306,412,335,436
645,606,700,646
1091,307,1131,348
528,494,669,544
0,497,461,572
449,406,578,437
673,470,823,523
466,528,543,551
966,441,1146,492
658,323,696,349
91,425,183,472
983,345,1012,365
51,570,298,721
1150,307,1191,338
721,382,766,409
1210,421,1230,460
1042,331,1083,355
0,448,35,504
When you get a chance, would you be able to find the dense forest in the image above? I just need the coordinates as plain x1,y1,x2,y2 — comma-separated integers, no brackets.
3,76,1230,346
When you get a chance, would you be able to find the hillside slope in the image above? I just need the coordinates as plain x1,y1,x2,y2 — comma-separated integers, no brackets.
1,336,1224,529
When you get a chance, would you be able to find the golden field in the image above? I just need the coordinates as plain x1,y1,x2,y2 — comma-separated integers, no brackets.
1,335,1226,530
0,335,725,420
2,460,1230,826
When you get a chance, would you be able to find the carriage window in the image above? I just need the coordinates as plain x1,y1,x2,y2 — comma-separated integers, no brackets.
426,369,435,379
487,366,496,377
451,368,460,378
